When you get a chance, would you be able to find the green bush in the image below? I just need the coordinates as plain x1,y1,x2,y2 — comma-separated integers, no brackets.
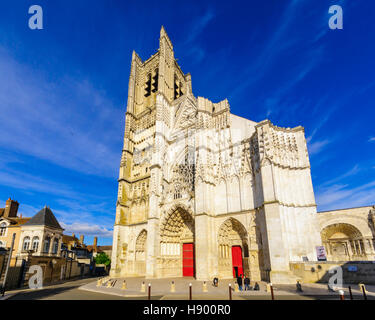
94,252,111,266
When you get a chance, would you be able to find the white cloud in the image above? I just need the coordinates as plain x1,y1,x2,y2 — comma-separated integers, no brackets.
316,181,375,211
307,139,331,156
320,164,361,187
0,47,122,178
60,222,113,238
0,168,80,199
368,137,375,142
184,9,215,45
181,9,215,64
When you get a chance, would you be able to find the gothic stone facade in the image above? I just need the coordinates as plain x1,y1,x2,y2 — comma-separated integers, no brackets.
110,27,324,284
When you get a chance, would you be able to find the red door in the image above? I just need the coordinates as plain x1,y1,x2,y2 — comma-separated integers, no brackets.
183,243,195,277
231,246,243,278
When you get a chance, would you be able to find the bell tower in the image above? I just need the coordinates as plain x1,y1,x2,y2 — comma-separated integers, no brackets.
111,27,193,276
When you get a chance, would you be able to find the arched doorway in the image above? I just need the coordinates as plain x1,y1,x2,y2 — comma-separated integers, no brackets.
160,206,195,277
321,223,365,261
218,218,249,278
135,230,147,274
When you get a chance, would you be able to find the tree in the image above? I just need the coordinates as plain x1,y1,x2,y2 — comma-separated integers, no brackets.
94,252,111,266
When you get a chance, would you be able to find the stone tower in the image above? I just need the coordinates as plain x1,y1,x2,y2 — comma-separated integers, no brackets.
110,27,322,283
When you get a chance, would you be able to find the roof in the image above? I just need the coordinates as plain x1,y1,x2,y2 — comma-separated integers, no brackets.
23,207,63,230
0,216,31,226
62,234,79,243
317,204,375,214
8,218,31,226
87,245,112,253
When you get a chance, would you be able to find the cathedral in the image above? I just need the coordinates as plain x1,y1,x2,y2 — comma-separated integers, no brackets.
110,27,375,284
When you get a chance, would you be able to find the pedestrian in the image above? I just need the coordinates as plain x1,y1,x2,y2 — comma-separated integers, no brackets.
253,282,260,291
296,280,303,292
213,277,219,287
244,275,251,291
237,274,243,291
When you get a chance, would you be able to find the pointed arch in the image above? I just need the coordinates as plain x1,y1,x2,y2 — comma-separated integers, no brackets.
217,218,249,278
159,205,195,277
135,229,147,275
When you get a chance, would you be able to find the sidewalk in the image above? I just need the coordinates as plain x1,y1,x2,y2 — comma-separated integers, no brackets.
79,277,375,299
0,276,98,300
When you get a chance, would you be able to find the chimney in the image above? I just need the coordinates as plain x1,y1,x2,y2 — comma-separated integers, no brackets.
80,235,84,245
93,237,98,250
4,198,19,218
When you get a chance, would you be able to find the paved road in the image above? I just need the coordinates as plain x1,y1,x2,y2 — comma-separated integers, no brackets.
8,278,161,300
6,277,374,300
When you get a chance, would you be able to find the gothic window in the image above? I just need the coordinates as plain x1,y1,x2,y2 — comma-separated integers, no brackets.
174,74,179,99
152,68,158,93
174,182,182,199
135,230,147,261
22,236,31,251
179,81,183,97
0,222,6,236
171,152,195,199
32,237,40,252
144,73,151,97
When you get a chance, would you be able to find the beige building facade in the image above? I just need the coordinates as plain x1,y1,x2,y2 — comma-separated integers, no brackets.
317,205,375,262
110,27,331,284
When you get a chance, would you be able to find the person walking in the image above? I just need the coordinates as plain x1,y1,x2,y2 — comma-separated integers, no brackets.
237,274,243,291
213,277,218,287
244,275,251,291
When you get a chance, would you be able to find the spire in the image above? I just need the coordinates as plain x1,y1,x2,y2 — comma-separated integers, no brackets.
160,25,173,49
160,25,167,37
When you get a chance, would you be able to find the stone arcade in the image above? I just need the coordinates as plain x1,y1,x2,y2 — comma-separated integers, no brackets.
110,27,374,284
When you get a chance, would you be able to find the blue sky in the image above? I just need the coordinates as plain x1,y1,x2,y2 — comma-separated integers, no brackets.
0,1,374,245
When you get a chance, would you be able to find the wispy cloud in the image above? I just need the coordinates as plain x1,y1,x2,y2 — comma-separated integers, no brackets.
323,165,361,186
0,47,122,178
307,139,332,156
180,9,215,64
368,137,375,142
60,222,113,238
316,180,375,211
0,168,80,199
185,9,215,45
229,1,326,113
